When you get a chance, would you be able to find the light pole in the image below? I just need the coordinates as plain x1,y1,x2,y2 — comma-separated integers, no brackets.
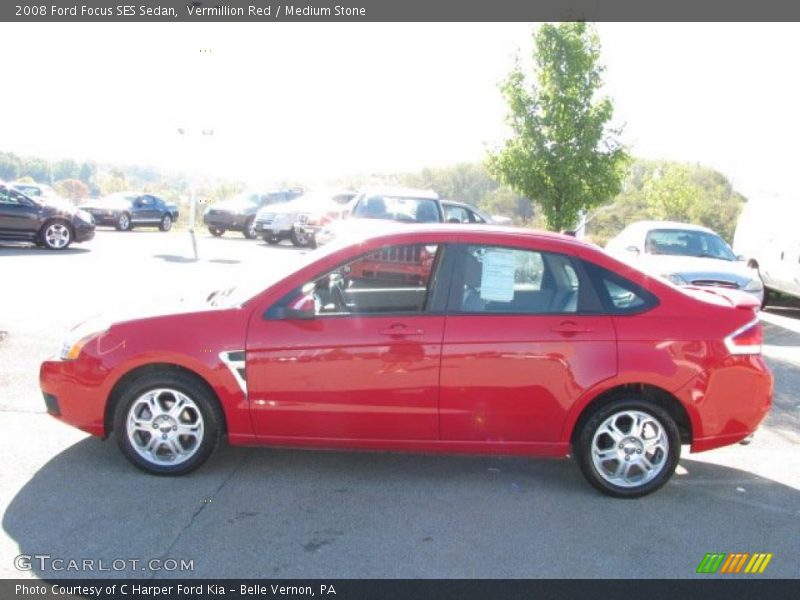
177,127,214,261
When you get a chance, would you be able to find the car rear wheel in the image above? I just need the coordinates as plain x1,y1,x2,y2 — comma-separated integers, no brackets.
116,212,132,231
243,217,257,239
575,398,680,498
159,214,173,232
41,220,72,250
208,226,225,237
113,371,223,475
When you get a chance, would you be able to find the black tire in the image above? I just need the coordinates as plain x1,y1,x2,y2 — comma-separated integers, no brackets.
574,396,681,498
159,214,173,232
208,226,225,237
761,287,771,310
243,217,257,239
116,212,132,231
40,220,73,250
264,234,280,245
113,370,223,476
290,228,314,248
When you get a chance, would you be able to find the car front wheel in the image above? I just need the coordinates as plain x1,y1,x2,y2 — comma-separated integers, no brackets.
290,228,314,247
116,212,132,231
159,214,173,232
243,217,257,239
264,234,280,245
113,371,223,475
208,226,225,237
575,398,680,498
41,220,72,250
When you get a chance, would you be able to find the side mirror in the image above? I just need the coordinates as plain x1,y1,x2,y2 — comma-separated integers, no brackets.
736,254,746,262
625,245,640,256
271,293,316,320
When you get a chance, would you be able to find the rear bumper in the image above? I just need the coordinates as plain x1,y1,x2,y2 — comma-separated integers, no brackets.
39,359,107,437
676,355,772,453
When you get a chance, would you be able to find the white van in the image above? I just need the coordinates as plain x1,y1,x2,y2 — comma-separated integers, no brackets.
733,198,800,303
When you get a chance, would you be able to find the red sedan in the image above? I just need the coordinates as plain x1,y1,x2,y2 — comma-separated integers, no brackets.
40,226,772,497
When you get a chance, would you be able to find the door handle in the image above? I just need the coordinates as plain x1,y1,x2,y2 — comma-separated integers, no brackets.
551,321,592,334
379,325,424,337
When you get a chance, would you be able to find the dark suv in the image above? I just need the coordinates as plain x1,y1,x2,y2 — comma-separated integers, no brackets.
82,192,179,232
0,183,95,250
203,189,303,239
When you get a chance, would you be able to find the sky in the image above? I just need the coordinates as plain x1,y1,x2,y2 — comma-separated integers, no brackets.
1,22,798,200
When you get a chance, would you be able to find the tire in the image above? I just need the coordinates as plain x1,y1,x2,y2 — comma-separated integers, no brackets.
113,370,223,476
208,226,225,237
116,212,132,231
243,217,257,239
40,220,73,250
264,234,280,245
159,214,173,232
574,397,681,498
290,228,314,248
761,287,771,310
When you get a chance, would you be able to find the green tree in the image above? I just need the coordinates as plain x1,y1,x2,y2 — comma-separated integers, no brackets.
79,161,97,185
0,152,21,181
586,160,746,245
53,159,79,181
487,22,628,231
21,157,50,183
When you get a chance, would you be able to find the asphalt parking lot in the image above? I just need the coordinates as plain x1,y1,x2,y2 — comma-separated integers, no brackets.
1,229,799,579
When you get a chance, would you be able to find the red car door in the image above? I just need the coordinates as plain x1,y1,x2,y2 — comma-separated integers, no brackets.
246,242,448,442
439,244,617,448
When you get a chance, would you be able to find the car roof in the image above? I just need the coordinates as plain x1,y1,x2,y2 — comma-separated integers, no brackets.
623,220,716,235
358,187,439,200
337,221,596,250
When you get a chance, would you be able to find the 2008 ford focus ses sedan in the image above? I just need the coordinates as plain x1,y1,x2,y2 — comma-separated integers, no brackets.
40,225,772,497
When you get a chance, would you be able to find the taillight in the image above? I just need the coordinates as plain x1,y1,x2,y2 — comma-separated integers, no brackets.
724,319,763,355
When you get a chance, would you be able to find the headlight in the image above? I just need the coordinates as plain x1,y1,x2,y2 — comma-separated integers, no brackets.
662,273,689,286
743,278,764,292
59,323,109,360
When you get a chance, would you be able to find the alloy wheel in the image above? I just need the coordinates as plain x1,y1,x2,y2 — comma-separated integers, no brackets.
126,388,205,466
44,223,71,249
590,409,669,488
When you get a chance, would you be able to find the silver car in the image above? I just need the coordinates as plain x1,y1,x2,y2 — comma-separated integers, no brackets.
605,220,764,305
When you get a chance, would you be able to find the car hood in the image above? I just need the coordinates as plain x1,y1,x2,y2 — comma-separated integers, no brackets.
636,254,757,285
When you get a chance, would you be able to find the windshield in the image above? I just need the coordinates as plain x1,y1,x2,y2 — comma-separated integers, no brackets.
225,191,263,207
105,192,137,204
352,195,441,223
645,228,736,261
13,184,42,197
208,234,358,308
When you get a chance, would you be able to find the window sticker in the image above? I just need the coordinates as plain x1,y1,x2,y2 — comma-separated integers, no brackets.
479,250,516,302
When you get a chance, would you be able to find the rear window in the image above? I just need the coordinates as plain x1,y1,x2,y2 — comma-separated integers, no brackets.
582,261,659,315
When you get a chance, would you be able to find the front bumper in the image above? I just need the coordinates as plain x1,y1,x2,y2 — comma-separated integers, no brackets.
204,213,251,230
74,222,95,243
39,358,107,437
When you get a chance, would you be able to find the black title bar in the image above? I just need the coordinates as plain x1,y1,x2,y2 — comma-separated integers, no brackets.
5,0,800,22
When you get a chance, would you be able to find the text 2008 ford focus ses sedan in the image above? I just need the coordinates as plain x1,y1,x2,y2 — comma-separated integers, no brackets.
40,225,772,497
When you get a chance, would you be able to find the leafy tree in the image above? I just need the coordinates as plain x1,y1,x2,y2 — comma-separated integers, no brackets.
487,22,628,231
586,160,746,245
78,161,97,185
54,179,90,202
0,152,21,181
53,159,79,182
21,157,51,183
